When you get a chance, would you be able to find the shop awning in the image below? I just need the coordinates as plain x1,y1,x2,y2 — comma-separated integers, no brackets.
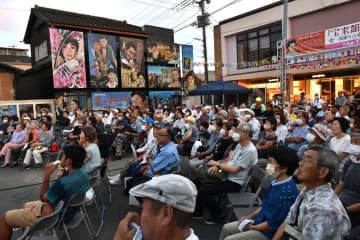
188,80,250,96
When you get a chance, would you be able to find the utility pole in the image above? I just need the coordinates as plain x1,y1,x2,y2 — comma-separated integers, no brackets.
197,0,210,84
281,0,288,102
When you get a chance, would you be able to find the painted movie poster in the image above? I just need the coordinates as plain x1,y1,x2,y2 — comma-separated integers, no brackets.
144,25,174,64
119,37,145,88
49,28,87,88
87,33,118,88
149,90,181,111
148,65,181,88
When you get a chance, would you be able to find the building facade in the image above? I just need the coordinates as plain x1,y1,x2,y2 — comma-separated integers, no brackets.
0,47,31,100
15,5,187,113
215,0,360,104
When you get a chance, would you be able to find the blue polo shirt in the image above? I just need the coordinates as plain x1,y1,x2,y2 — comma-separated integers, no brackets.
146,141,180,177
253,177,299,239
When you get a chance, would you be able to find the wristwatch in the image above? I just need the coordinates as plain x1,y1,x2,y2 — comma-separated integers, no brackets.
217,162,221,168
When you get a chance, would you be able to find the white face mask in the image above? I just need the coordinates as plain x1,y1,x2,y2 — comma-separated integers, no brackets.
245,114,252,120
228,129,234,137
350,123,354,129
306,133,316,143
185,123,190,129
208,125,216,133
266,163,280,179
141,125,146,131
69,112,74,116
295,119,303,125
264,124,271,130
232,132,240,142
2,119,8,123
276,118,281,124
220,129,226,135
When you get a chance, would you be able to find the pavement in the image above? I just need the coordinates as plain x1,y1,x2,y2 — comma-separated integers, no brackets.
0,154,224,240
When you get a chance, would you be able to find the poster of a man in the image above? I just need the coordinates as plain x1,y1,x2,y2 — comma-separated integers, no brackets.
120,37,144,88
87,33,118,88
50,28,86,88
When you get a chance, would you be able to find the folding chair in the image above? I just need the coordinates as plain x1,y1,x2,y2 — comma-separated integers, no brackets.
82,168,105,238
15,201,64,240
226,165,272,222
42,140,66,164
58,192,94,240
130,144,137,160
227,165,269,208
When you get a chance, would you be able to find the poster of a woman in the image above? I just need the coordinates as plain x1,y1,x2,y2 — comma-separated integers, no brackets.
50,28,87,88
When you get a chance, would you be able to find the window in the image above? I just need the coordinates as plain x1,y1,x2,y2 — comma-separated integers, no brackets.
236,23,282,69
35,40,48,62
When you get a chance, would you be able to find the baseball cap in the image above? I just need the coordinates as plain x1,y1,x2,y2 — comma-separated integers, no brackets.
153,120,163,129
129,174,197,213
111,108,119,113
244,108,255,116
142,117,154,125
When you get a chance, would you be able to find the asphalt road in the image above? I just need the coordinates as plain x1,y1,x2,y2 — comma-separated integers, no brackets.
0,154,223,240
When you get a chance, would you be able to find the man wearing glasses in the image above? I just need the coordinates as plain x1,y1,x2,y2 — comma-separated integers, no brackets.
126,127,180,191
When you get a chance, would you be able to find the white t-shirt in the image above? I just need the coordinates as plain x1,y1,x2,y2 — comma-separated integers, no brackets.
276,124,289,143
248,118,261,141
330,134,351,154
186,228,199,240
227,142,258,186
330,134,351,174
136,128,154,153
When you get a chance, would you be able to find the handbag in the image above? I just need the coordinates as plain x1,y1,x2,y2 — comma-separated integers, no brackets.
196,162,227,184
50,142,60,152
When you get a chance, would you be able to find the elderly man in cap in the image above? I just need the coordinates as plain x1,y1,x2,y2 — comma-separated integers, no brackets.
244,108,260,142
297,123,329,159
114,174,199,240
177,117,200,156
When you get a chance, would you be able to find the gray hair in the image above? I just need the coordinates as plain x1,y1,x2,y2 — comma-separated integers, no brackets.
237,122,252,137
307,145,339,182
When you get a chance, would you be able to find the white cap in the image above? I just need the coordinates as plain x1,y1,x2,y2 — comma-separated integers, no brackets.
129,174,197,213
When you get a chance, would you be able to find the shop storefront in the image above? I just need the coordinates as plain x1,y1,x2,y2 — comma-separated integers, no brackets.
292,72,360,104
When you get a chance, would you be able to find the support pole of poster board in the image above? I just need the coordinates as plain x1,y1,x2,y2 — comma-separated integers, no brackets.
281,0,288,103
198,0,209,85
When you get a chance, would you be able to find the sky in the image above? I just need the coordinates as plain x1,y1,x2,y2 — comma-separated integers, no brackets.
0,0,278,72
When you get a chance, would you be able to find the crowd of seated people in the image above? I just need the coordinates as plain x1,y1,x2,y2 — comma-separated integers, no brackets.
2,92,360,239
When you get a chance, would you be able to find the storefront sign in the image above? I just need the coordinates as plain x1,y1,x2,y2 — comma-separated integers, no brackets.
325,22,360,50
287,46,360,70
286,31,325,58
